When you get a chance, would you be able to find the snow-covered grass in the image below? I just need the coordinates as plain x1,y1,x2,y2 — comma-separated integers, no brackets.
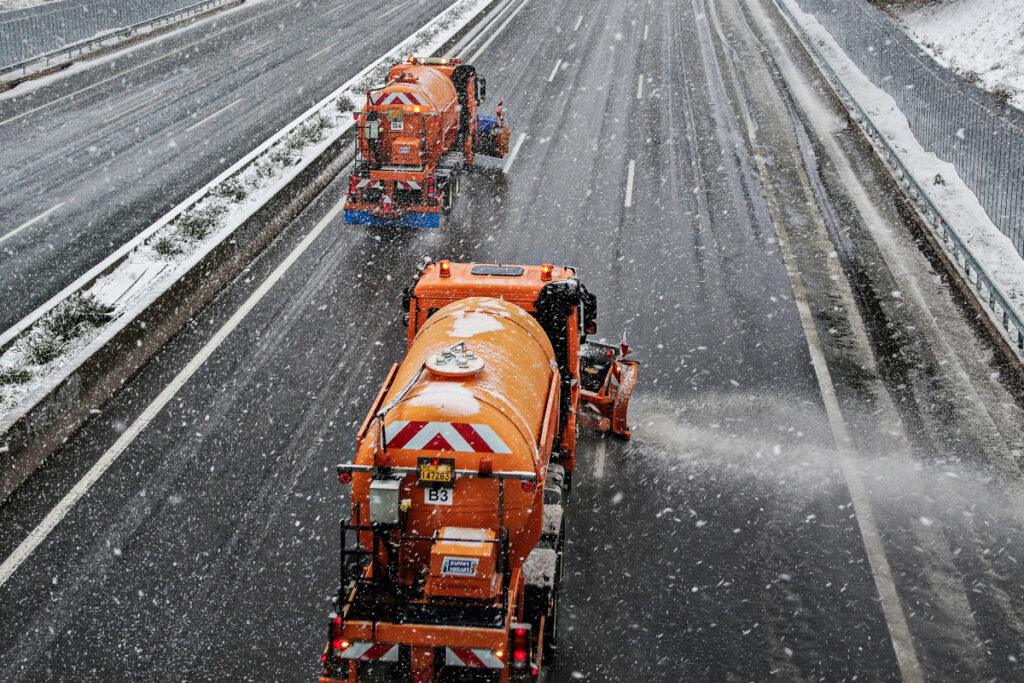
0,0,496,417
779,0,1024,353
0,0,58,11
888,0,1024,109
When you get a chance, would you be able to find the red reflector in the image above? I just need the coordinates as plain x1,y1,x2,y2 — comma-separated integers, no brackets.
605,349,614,357
540,263,553,280
321,654,326,663
332,639,342,650
439,260,451,277
338,472,351,485
333,617,342,625
521,480,536,493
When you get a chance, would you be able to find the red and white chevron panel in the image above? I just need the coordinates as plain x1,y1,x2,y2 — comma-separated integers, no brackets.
397,180,422,190
339,642,399,662
384,421,512,454
445,647,505,669
354,179,382,189
372,91,428,106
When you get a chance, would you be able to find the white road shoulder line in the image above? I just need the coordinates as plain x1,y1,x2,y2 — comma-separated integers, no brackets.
573,15,583,31
184,97,243,133
0,194,347,589
502,132,526,174
624,159,635,207
1,202,66,245
469,0,531,62
547,58,562,82
636,74,644,99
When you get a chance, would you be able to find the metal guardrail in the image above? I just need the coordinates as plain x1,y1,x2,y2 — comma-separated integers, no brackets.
789,0,1024,259
775,0,1024,357
0,0,238,78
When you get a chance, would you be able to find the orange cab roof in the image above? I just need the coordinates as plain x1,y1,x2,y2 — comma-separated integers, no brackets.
413,262,576,308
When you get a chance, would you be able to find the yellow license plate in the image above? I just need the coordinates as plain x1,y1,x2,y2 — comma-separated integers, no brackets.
417,457,455,487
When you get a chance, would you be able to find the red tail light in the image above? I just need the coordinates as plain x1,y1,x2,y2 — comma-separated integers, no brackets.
439,260,451,277
428,176,436,196
511,624,530,669
540,263,553,280
348,175,358,196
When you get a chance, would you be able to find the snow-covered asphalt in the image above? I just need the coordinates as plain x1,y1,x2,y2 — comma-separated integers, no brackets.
1,0,1023,680
0,0,459,332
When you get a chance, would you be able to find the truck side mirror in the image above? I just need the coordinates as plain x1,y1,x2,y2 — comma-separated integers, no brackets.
477,76,487,102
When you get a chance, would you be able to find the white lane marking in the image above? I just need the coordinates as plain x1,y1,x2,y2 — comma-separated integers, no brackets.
102,92,165,125
238,38,274,57
643,24,649,40
0,2,287,129
306,40,340,62
0,192,347,589
594,439,606,479
573,15,583,31
1,202,65,245
547,58,562,83
636,74,644,99
184,97,243,133
502,132,525,174
709,10,924,679
624,159,635,207
469,0,531,62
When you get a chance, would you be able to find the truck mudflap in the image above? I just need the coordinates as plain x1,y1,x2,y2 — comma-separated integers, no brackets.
344,208,441,228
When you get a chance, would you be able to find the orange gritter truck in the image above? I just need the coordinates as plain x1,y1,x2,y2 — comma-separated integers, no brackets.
344,57,511,228
320,260,637,682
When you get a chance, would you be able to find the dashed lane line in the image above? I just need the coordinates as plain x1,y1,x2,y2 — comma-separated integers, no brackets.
636,74,644,99
1,202,65,245
102,92,166,125
0,191,347,589
547,58,562,82
624,159,635,207
183,97,243,133
502,133,526,174
573,15,583,31
643,24,649,41
594,439,606,479
306,40,340,62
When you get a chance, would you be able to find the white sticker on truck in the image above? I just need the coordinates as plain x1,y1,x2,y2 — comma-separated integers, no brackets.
441,557,478,576
425,487,453,505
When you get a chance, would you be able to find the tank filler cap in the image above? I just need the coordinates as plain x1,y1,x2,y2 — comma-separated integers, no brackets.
427,341,484,378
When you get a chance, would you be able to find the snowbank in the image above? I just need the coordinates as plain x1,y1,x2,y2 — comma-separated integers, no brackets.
780,0,1024,348
893,0,1024,110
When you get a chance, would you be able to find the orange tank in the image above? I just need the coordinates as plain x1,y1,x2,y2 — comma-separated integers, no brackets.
351,297,559,581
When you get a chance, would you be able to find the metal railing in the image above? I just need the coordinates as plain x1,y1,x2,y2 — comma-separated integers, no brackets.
777,0,1024,355
788,0,1024,258
1,0,237,77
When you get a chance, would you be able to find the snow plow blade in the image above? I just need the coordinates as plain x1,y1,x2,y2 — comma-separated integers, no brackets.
343,209,441,228
578,342,637,440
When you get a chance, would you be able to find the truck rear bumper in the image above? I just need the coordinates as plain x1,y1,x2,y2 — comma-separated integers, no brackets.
344,208,441,228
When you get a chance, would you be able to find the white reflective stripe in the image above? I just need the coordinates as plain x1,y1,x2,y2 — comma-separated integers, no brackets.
472,424,513,454
445,647,505,668
435,422,473,451
373,91,427,106
340,642,399,661
403,423,439,450
356,179,382,188
384,420,410,445
397,180,422,190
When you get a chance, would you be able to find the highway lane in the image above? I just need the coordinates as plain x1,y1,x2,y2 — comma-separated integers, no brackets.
0,0,457,332
2,0,1024,680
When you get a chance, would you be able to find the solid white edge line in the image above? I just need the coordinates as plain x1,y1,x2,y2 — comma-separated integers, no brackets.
184,97,243,133
624,159,635,207
547,58,562,82
573,15,582,31
636,74,644,99
0,194,347,589
469,0,531,62
502,132,525,174
1,202,65,245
